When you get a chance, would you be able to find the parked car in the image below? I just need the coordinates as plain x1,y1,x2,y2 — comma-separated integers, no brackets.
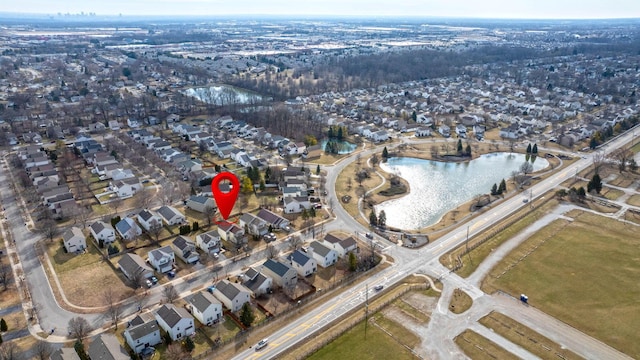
150,276,158,284
366,233,374,239
206,285,216,293
145,279,153,288
374,285,384,291
313,204,322,210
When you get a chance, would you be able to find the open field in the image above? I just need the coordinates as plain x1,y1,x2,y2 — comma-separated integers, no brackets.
482,211,640,358
455,329,519,360
626,194,640,206
440,195,559,277
479,312,583,360
48,241,131,307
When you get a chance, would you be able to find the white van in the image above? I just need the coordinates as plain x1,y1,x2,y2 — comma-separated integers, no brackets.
255,338,268,350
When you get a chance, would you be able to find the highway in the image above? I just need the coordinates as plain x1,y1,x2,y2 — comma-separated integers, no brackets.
232,129,637,360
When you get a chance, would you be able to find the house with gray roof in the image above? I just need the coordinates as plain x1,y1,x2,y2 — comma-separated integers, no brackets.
186,195,216,213
256,208,290,230
212,279,251,312
137,209,163,231
62,227,86,254
288,250,317,276
261,259,297,288
50,347,81,360
239,213,268,237
154,304,195,341
124,313,161,354
188,291,222,326
309,241,338,268
89,221,116,246
87,333,129,360
157,205,185,226
115,217,142,241
242,267,273,297
195,230,221,254
172,235,199,264
323,234,358,257
118,253,154,281
147,246,174,273
217,221,246,246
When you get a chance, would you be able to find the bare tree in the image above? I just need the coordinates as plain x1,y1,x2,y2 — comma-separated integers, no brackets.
128,270,146,290
134,291,149,311
592,151,605,174
73,204,92,229
133,187,154,210
39,220,60,243
289,235,303,251
68,316,92,342
520,161,534,175
370,153,379,168
103,288,123,330
165,343,191,360
33,340,54,360
108,197,123,216
162,284,179,304
160,185,178,206
266,244,279,259
0,264,11,291
0,342,21,360
204,205,218,227
147,220,163,244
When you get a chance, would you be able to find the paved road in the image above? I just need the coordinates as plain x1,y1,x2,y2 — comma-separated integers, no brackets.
232,129,638,360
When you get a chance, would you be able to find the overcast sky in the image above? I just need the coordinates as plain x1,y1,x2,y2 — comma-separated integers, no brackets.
3,0,640,19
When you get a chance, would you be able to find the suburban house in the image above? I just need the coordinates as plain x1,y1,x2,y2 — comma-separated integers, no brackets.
261,259,298,288
415,127,432,137
195,230,221,255
50,347,81,360
283,196,312,214
242,267,273,297
239,213,269,237
123,313,161,354
186,195,216,213
217,221,246,246
187,291,223,326
323,234,358,257
172,235,199,264
89,221,116,246
288,250,317,277
154,304,195,341
455,124,467,138
256,208,290,230
137,209,163,231
112,177,142,198
438,124,451,137
309,241,339,268
87,333,129,360
61,227,86,253
115,217,142,241
147,246,175,273
118,253,154,281
212,279,251,312
157,205,186,226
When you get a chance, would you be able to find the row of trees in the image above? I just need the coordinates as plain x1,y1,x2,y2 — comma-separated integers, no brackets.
369,210,387,228
490,179,508,196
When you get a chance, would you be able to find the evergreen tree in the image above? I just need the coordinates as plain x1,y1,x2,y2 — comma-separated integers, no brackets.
378,210,386,228
348,252,357,272
316,164,321,175
337,127,344,141
587,173,603,194
457,139,463,153
491,183,498,195
499,179,507,194
241,176,253,194
369,210,378,226
411,110,417,122
382,146,389,159
259,179,266,192
526,143,532,154
532,143,538,154
183,336,195,352
0,318,6,332
240,302,255,327
328,126,334,138
465,144,472,156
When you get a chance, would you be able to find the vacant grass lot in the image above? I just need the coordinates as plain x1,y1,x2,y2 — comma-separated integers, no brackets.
307,318,419,360
479,312,583,360
449,288,472,314
482,211,640,358
455,329,519,360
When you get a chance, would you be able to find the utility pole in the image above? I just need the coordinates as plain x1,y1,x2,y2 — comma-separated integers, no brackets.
465,226,472,266
364,284,369,340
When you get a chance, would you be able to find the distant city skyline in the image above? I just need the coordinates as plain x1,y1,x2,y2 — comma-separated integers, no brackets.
2,0,640,19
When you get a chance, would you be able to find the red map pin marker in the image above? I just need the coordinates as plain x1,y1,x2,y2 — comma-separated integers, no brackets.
211,172,240,221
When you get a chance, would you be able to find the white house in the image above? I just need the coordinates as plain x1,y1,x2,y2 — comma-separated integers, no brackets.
188,291,222,326
238,213,268,237
137,210,163,231
415,127,432,137
288,250,317,277
261,259,298,288
157,205,186,226
89,221,116,246
309,241,338,268
283,196,312,214
115,217,142,241
186,195,216,213
217,221,246,246
371,130,389,142
242,267,273,297
124,313,161,354
323,234,357,257
438,125,451,137
147,246,175,273
118,253,154,281
172,235,199,264
112,178,142,198
195,230,221,255
455,124,467,138
62,227,86,253
212,280,251,312
154,304,195,341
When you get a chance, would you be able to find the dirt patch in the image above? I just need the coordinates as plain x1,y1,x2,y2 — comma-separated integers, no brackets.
403,292,439,316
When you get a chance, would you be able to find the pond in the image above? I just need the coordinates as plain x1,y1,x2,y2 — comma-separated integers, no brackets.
321,139,357,154
183,84,267,106
375,153,549,230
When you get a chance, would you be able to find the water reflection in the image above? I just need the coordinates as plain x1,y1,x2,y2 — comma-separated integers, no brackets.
376,153,548,230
